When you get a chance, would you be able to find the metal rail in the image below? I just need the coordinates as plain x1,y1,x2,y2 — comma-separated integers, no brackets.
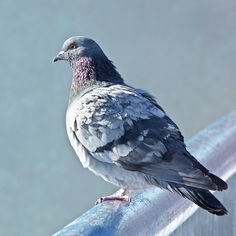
53,111,236,236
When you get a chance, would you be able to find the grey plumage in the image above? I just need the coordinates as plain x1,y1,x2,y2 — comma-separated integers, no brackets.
54,36,228,215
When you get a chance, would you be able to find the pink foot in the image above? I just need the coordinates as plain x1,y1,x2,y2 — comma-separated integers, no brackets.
95,195,131,205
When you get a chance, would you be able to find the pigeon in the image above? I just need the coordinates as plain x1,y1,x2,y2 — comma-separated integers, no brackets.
54,36,228,215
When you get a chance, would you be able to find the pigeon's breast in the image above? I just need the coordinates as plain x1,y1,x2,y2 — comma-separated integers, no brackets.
66,100,149,188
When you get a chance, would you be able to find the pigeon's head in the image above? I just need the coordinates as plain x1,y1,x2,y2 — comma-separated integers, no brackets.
54,36,123,85
53,36,105,63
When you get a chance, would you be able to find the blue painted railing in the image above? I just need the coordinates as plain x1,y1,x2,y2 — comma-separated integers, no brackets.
53,111,236,236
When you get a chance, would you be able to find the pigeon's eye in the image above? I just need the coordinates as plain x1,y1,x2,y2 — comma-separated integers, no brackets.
69,43,77,50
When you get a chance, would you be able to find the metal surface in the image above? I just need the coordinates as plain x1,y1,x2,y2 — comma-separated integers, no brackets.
53,111,236,236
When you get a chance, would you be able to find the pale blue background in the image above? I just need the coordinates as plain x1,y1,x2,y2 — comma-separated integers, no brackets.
0,1,236,235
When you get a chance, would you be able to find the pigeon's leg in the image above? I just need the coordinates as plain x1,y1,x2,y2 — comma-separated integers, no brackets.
95,188,131,205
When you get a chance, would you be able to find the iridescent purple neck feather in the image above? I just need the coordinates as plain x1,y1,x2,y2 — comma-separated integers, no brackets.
69,56,123,101
70,57,96,94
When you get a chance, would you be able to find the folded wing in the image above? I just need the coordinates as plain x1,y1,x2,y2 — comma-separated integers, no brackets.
70,84,227,191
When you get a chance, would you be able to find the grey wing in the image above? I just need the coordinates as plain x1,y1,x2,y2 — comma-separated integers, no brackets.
71,85,226,191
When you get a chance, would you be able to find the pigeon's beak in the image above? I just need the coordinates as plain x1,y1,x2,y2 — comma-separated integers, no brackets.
53,50,66,62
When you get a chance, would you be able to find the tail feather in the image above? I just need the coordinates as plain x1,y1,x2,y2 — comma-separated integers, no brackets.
170,185,228,215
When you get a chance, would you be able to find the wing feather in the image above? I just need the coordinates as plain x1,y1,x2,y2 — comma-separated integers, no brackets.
67,84,223,191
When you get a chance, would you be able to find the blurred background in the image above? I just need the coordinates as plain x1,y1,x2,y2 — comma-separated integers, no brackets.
0,0,236,235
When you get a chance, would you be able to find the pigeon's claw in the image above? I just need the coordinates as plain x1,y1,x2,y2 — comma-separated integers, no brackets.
95,195,131,205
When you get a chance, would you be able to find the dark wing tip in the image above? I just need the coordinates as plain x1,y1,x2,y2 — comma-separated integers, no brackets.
168,184,228,216
209,173,228,191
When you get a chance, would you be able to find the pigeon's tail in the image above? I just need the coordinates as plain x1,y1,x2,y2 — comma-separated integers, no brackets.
171,185,228,216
